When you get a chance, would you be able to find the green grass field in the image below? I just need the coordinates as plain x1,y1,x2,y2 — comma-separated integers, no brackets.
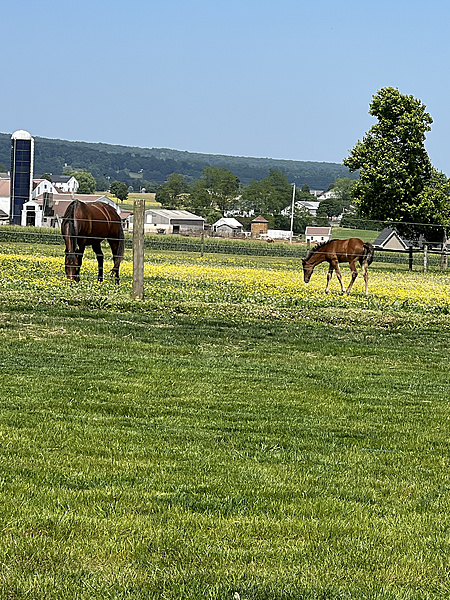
0,242,449,599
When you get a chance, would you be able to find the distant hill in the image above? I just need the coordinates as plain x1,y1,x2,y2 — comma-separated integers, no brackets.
0,133,357,190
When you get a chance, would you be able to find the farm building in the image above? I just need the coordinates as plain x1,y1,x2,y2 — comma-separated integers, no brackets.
267,229,291,240
281,199,320,218
21,195,125,228
251,215,269,237
373,227,409,250
305,226,332,244
129,209,204,235
297,200,320,216
0,178,10,222
212,217,243,237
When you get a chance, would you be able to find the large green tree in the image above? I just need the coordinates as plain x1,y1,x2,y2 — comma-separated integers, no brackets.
344,87,450,241
155,173,189,208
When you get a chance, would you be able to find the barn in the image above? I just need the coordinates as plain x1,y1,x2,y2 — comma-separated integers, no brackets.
212,217,243,237
130,209,204,234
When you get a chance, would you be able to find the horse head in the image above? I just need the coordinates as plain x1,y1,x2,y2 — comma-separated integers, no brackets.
64,252,80,282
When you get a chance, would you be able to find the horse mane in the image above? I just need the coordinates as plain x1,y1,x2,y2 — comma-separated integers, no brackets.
61,200,80,250
304,240,330,261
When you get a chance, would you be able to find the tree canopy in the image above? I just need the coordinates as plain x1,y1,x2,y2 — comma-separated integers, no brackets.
185,167,240,216
66,171,96,195
110,181,129,202
155,173,189,208
344,87,450,241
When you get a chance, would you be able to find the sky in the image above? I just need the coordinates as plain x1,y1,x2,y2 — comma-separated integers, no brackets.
3,0,450,174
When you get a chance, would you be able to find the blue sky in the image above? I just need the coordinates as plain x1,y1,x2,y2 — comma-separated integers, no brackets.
3,0,450,173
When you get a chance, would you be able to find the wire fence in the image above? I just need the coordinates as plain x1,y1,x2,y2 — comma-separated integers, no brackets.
0,224,449,272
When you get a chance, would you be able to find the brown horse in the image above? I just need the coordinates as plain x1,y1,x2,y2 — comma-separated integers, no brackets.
61,200,125,283
302,238,374,296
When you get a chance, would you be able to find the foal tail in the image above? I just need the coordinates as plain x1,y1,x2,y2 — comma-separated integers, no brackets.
361,241,375,266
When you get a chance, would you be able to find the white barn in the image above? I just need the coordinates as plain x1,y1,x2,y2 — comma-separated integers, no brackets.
305,226,332,244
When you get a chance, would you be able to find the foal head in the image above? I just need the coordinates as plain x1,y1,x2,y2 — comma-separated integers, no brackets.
301,258,315,283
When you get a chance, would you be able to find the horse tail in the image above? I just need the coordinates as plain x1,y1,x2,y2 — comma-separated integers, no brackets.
362,241,375,266
117,219,125,261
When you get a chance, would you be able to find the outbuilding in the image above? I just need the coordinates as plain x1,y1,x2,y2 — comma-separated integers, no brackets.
251,215,269,237
212,217,243,237
305,226,332,244
373,227,409,250
129,209,204,234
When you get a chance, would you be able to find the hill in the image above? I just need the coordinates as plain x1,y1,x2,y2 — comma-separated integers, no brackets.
0,132,357,190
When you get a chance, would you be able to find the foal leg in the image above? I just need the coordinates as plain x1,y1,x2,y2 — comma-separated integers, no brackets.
92,242,104,282
325,265,334,294
333,261,346,293
362,262,369,297
345,260,359,295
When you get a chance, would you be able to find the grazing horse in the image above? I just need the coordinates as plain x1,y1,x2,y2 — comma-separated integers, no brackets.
61,200,125,283
302,238,374,296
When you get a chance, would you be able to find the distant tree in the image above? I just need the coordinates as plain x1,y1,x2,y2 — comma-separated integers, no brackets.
317,198,344,219
95,176,110,192
186,179,213,213
110,181,129,202
155,173,189,208
274,204,313,235
240,169,293,216
0,162,7,172
66,171,96,194
201,166,240,213
41,173,53,182
327,177,356,207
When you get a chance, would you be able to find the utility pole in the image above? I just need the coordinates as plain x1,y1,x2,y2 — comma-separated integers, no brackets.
289,183,296,244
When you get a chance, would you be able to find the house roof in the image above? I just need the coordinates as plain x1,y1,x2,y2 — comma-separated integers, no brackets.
213,217,243,229
305,226,332,235
146,209,204,221
0,209,8,219
373,227,409,249
251,215,269,223
298,201,320,210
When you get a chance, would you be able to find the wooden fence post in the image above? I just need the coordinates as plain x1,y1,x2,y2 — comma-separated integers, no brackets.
423,244,428,273
201,231,204,257
132,198,145,300
408,246,413,271
441,228,448,270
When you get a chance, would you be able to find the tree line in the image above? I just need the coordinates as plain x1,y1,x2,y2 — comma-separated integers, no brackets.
154,167,356,234
0,134,355,192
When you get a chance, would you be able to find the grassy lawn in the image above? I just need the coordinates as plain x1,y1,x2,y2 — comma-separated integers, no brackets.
331,227,380,242
0,244,449,599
